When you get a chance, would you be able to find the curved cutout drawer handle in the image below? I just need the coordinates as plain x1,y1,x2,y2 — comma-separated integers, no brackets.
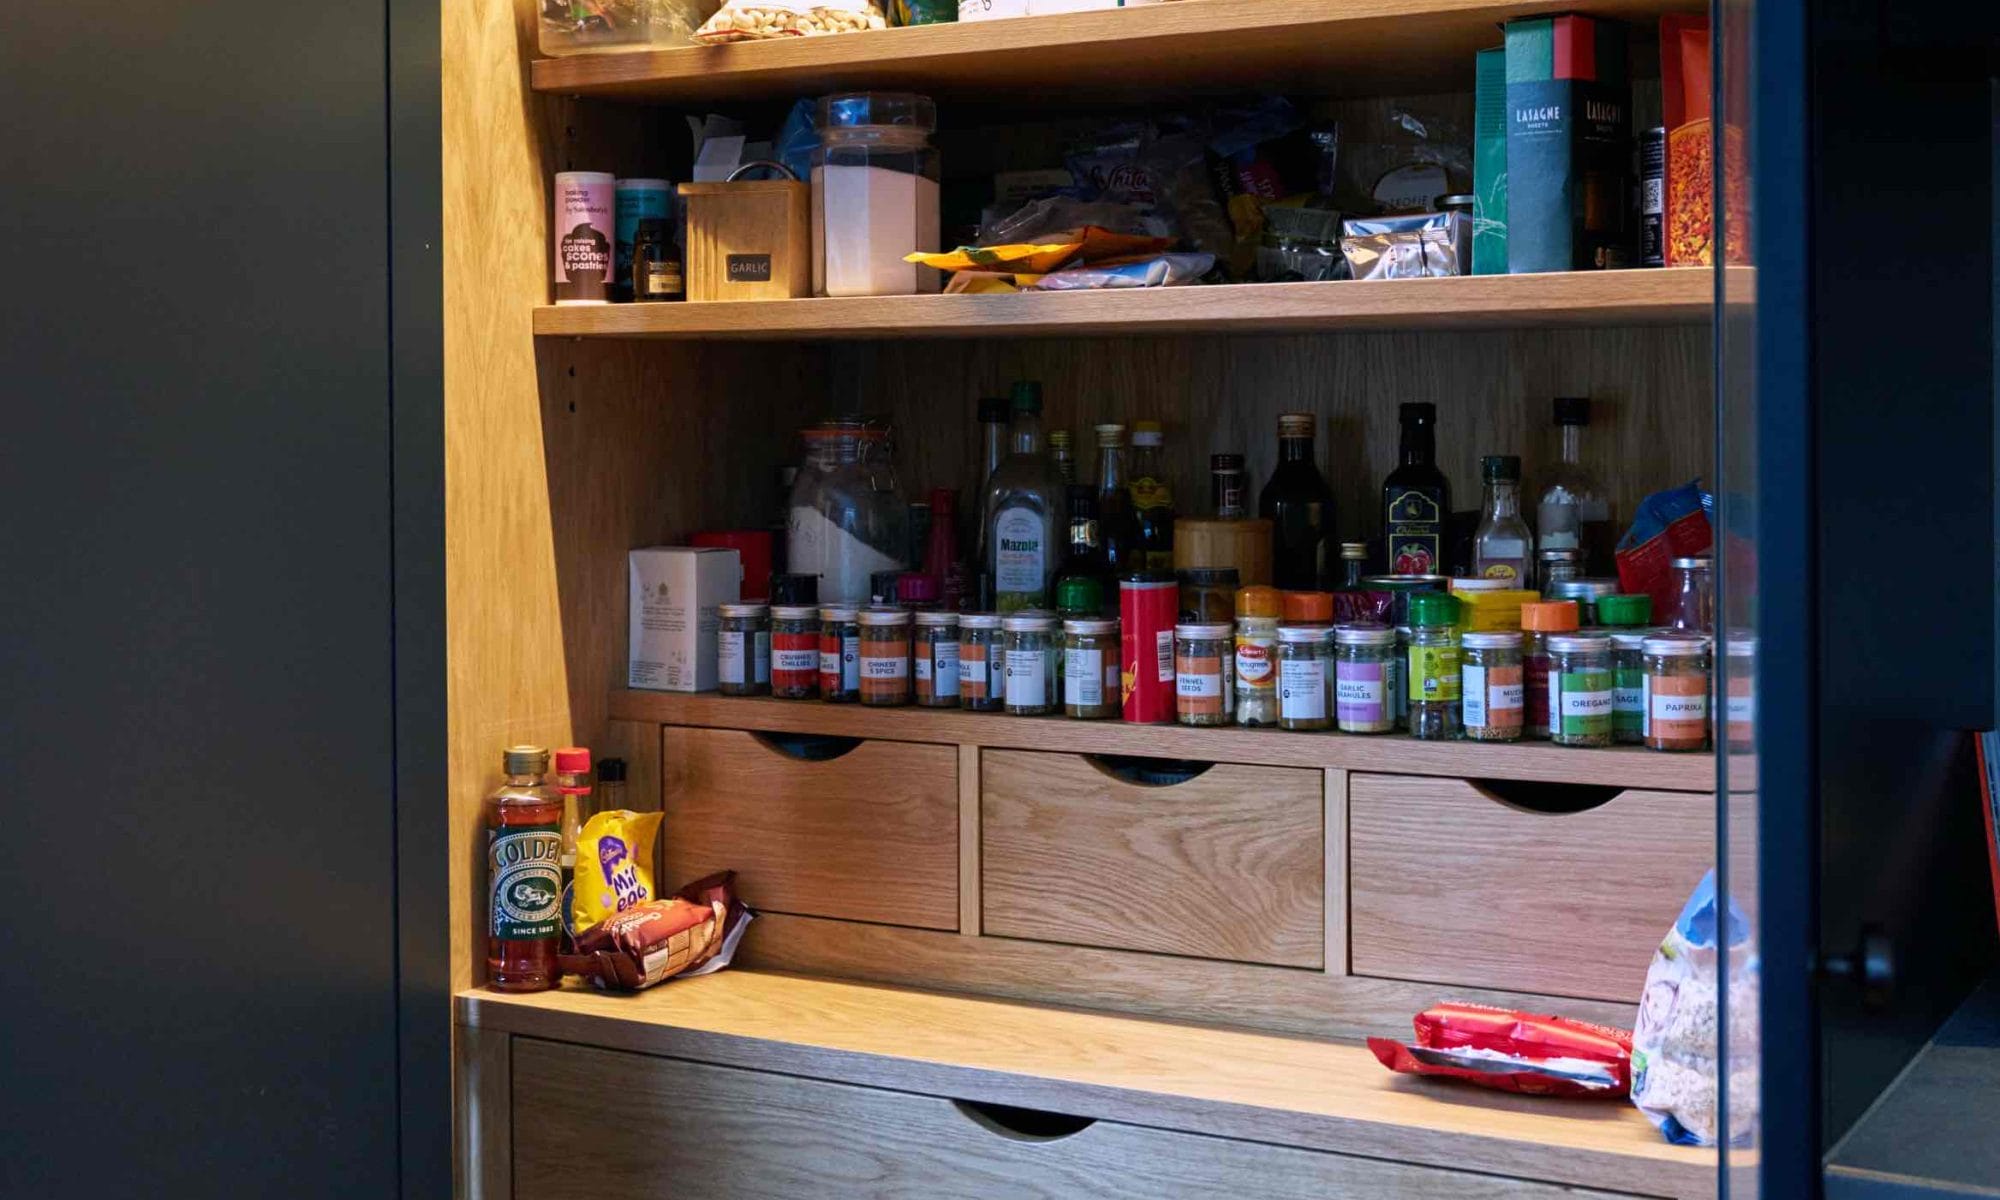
1468,777,1625,814
748,731,864,762
951,1099,1096,1142
1084,754,1215,787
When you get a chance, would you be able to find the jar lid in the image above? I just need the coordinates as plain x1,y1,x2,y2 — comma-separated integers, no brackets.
1609,631,1651,650
1596,594,1653,626
1209,452,1245,470
718,602,769,618
1480,454,1520,482
1281,590,1334,621
1119,572,1176,589
1461,631,1523,649
1538,547,1580,562
1175,622,1234,639
771,604,819,620
1520,600,1580,631
1063,617,1118,635
503,745,550,775
1002,611,1056,632
1235,615,1280,632
959,612,1002,629
1334,623,1397,646
1643,631,1711,656
818,92,936,132
818,604,859,621
1726,635,1759,655
1235,585,1283,618
1406,591,1460,626
1132,420,1163,446
1547,632,1610,654
1093,423,1126,446
1360,573,1448,590
1449,577,1509,592
1552,578,1620,600
857,606,912,626
915,610,960,627
1179,567,1240,586
1670,556,1713,570
1277,624,1330,643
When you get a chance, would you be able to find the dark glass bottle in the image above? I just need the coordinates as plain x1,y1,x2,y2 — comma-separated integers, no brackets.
631,218,684,302
1258,412,1335,590
1382,402,1450,576
1128,421,1176,571
1053,483,1110,617
1093,423,1141,578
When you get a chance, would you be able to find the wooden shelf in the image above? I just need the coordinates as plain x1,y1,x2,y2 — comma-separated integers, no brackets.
459,972,1716,1198
538,270,1722,341
531,0,1700,105
612,689,1717,789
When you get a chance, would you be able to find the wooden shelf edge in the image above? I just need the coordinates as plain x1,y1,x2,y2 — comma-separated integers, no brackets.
458,971,1716,1198
611,689,1717,789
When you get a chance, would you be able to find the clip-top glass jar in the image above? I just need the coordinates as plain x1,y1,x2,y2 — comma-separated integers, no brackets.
959,613,1004,712
856,606,912,707
1333,624,1396,733
1002,611,1058,716
1174,623,1234,726
1643,631,1711,752
788,421,910,606
717,603,770,696
914,610,960,708
770,605,820,700
813,93,941,298
818,604,861,702
1405,592,1461,741
1460,631,1524,742
1062,617,1120,719
1276,625,1331,731
1546,632,1613,747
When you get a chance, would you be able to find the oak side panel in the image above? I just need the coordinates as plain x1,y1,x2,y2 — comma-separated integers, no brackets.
1325,767,1350,975
453,1024,510,1200
1349,775,1715,1001
958,743,981,937
661,727,959,929
514,1040,1640,1200
982,751,1324,968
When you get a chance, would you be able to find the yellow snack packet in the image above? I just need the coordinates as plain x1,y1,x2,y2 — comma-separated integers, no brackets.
906,227,1172,276
571,810,664,936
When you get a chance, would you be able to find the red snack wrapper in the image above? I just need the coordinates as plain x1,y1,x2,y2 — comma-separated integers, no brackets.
559,871,749,992
1614,481,1712,618
1368,1002,1634,1098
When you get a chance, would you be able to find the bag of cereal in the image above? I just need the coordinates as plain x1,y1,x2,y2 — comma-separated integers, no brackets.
1630,870,1760,1145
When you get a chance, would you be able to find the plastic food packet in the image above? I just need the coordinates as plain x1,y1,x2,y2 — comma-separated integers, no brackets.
560,872,751,992
1368,1002,1634,1098
567,809,664,938
907,227,1172,276
1614,480,1714,617
694,0,883,41
1631,870,1759,1146
1029,252,1214,290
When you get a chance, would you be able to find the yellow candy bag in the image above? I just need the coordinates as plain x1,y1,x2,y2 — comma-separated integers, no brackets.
569,810,664,937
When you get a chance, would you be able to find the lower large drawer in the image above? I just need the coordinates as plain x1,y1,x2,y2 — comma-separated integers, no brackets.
511,1038,1634,1199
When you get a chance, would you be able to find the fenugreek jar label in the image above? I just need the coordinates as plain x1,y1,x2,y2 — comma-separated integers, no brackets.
489,825,562,940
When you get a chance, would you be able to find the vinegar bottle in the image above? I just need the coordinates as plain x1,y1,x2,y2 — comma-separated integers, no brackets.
486,745,563,992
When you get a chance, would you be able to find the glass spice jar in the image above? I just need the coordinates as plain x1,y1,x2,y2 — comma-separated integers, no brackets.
1234,616,1281,727
1333,624,1397,734
1460,631,1524,742
959,613,1005,712
1062,617,1120,719
856,606,912,707
1666,556,1715,632
1174,622,1234,726
818,604,861,703
1275,625,1331,731
1551,578,1620,626
717,603,771,696
1595,593,1653,631
1538,547,1581,589
1405,592,1461,741
1392,625,1411,729
1178,568,1240,623
770,605,821,700
914,610,961,708
1003,611,1059,716
1520,600,1580,739
1643,631,1711,752
1609,630,1649,744
1724,635,1757,752
1546,632,1614,747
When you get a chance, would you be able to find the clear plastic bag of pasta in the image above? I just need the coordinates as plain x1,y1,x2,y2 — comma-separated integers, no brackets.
694,0,884,42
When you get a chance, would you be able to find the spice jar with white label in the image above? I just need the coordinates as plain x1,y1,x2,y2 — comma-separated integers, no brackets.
959,612,1004,712
1546,632,1613,747
1609,630,1648,744
1333,624,1397,733
1643,631,1711,752
770,605,820,700
818,604,861,702
1460,631,1524,742
914,610,960,707
1003,611,1058,716
856,606,912,707
1174,623,1233,726
717,603,770,696
1276,625,1331,731
1062,617,1120,719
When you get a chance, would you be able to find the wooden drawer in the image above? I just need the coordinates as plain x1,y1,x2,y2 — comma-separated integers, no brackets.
981,750,1323,968
661,727,958,930
512,1038,1634,1199
1349,773,1714,1002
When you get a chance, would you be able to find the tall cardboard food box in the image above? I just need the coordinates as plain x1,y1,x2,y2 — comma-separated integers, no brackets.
628,547,742,691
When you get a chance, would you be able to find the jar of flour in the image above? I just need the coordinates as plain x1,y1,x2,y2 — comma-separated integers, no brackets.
811,93,940,297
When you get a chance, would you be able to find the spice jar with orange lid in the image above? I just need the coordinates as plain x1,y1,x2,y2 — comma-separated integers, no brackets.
1520,600,1580,740
1235,585,1282,619
1280,590,1334,624
856,606,912,707
1642,631,1711,752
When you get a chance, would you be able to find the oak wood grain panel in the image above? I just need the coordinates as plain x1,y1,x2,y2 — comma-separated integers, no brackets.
529,0,1703,105
1325,767,1350,975
453,1024,510,1200
1350,774,1715,1001
661,727,959,928
613,691,1719,790
459,973,1715,1198
982,751,1323,967
513,1040,1642,1200
534,270,1726,340
736,912,1638,1039
958,742,980,937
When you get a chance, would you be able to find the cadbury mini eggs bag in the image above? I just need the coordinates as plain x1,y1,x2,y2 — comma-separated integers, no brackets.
568,810,663,937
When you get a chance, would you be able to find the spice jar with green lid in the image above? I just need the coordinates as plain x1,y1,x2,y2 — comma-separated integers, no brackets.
1405,591,1462,740
1002,611,1058,716
1609,630,1649,744
1275,625,1331,731
1061,617,1120,719
1596,593,1653,630
1333,624,1397,734
1546,632,1614,747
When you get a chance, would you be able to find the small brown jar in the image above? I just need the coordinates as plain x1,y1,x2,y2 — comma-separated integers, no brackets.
856,607,912,707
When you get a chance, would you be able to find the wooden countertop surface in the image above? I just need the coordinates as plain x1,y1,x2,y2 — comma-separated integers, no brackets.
460,970,1716,1198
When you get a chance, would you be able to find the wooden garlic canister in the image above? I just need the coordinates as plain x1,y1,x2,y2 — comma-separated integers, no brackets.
1173,518,1275,587
678,165,811,302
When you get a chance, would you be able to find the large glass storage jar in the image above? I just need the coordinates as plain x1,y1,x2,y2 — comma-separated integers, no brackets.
786,420,910,606
812,93,941,298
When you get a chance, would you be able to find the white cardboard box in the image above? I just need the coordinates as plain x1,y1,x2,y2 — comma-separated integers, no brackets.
628,547,741,692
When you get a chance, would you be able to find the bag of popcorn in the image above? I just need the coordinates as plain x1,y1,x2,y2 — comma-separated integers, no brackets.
1630,869,1760,1145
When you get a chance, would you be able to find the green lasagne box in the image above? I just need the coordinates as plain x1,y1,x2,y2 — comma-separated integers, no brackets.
1504,15,1634,273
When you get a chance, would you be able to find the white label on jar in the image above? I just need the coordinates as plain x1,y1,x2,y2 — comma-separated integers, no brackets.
1155,630,1175,681
820,648,840,677
861,653,906,680
776,648,817,673
1492,682,1524,711
1235,641,1275,687
718,631,746,683
1561,688,1614,718
1005,647,1046,699
915,655,931,681
1177,671,1220,698
932,642,960,694
752,631,770,683
1064,647,1103,706
1615,684,1644,714
1278,659,1327,719
993,507,1045,595
1462,664,1487,727
1651,691,1709,721
842,635,861,690
1337,675,1385,706
1727,690,1756,724
962,653,987,686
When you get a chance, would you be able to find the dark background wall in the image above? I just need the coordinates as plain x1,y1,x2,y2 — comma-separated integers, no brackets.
0,1,442,1194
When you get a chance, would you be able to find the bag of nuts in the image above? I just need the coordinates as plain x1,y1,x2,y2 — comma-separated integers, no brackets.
694,0,885,41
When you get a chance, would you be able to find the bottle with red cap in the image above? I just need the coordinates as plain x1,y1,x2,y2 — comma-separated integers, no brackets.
553,747,591,957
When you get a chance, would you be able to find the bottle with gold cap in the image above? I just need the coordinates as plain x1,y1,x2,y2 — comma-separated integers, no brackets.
487,745,563,992
1128,420,1176,571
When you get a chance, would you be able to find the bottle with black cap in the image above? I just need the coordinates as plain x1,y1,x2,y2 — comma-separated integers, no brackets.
1535,397,1614,573
1382,402,1450,576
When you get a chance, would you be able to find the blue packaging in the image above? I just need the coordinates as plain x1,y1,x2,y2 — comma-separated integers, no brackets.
614,179,672,300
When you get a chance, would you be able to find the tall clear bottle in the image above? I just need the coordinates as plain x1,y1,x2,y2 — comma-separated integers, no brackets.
1259,413,1335,590
1535,397,1615,573
486,745,562,993
983,381,1066,613
1471,455,1534,584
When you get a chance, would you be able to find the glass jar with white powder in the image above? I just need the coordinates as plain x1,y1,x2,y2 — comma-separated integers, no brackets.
812,93,940,298
785,420,910,606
